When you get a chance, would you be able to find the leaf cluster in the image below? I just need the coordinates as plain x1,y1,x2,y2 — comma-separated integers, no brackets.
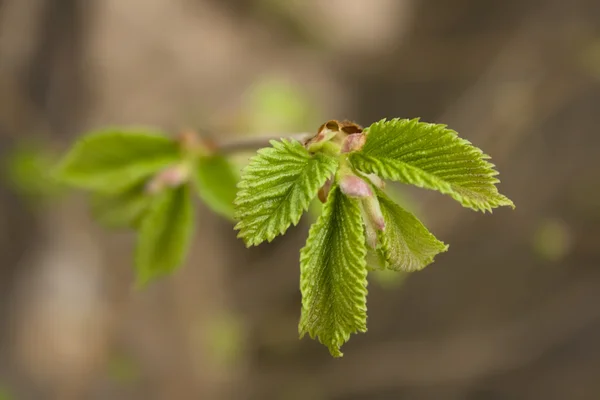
55,117,514,357
234,118,513,356
54,129,238,285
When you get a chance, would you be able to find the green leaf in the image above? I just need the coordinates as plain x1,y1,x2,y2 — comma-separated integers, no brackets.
234,139,338,246
135,184,194,286
299,186,368,357
90,181,152,229
55,129,180,194
194,154,239,220
3,139,65,202
350,118,514,212
376,189,448,272
371,268,409,289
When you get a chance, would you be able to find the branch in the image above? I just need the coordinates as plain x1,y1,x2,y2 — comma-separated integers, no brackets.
212,133,312,154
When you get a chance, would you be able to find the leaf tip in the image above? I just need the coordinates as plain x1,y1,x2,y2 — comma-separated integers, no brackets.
505,198,516,210
494,195,516,211
238,233,257,248
268,139,282,148
329,346,344,358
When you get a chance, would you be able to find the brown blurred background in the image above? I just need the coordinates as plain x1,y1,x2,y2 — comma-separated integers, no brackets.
1,0,600,399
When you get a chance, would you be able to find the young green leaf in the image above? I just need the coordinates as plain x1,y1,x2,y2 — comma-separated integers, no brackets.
90,181,152,229
350,118,514,212
234,139,338,246
299,186,368,357
3,139,66,202
376,188,448,272
135,184,194,286
55,129,181,194
194,154,239,220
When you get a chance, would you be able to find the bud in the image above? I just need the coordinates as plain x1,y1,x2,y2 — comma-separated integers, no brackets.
177,129,202,152
341,133,366,153
305,120,340,149
339,175,372,198
319,120,342,135
363,213,379,249
362,195,385,231
360,195,385,249
339,121,363,135
146,164,190,194
364,173,385,189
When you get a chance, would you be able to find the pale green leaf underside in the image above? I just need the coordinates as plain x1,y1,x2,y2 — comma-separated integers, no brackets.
90,180,151,230
194,154,239,220
299,186,368,357
136,184,194,286
376,188,448,272
234,139,338,246
55,129,180,194
350,118,514,212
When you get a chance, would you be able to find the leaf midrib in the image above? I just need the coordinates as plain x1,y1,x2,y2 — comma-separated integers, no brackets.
359,153,499,197
251,155,320,238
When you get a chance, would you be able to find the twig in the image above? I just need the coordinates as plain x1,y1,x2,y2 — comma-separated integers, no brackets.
214,133,312,153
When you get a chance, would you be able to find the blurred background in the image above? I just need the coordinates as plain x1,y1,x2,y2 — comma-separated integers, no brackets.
1,0,600,399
